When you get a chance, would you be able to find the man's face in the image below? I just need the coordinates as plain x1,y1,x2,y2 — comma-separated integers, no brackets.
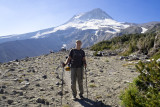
76,41,82,47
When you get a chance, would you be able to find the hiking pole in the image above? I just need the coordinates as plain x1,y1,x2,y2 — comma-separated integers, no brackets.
85,67,88,98
61,62,65,106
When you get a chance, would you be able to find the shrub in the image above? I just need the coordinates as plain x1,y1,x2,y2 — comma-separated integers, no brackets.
93,51,98,56
120,60,160,107
91,33,157,56
152,50,160,60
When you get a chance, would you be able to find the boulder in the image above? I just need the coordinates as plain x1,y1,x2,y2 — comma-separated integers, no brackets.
7,100,14,104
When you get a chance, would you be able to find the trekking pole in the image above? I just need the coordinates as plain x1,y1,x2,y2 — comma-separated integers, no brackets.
61,62,65,106
85,67,88,98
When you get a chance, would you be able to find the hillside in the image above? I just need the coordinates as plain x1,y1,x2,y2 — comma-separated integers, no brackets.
0,49,139,107
91,24,160,59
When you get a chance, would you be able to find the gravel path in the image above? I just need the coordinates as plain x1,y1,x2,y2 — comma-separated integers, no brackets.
0,50,139,107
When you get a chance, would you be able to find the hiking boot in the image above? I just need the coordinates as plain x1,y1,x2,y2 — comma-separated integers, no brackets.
80,95,84,99
71,96,77,101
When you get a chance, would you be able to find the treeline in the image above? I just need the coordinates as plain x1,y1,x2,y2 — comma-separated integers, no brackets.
91,32,160,58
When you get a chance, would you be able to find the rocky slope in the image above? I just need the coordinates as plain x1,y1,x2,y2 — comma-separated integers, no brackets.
0,49,140,107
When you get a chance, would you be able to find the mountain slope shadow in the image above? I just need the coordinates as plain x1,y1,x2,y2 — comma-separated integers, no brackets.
76,98,111,107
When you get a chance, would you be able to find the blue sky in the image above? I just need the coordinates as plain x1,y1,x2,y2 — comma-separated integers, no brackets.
0,0,160,36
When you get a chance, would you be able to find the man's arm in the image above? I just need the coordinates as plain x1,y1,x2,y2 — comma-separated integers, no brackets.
63,56,71,67
83,57,87,68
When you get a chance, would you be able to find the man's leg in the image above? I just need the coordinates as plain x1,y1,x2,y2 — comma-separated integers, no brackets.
77,67,84,97
71,68,77,98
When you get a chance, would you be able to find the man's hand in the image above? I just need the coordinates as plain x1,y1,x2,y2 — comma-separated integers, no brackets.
62,62,66,67
84,63,87,69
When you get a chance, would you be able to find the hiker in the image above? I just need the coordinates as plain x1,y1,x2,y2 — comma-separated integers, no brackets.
62,40,87,100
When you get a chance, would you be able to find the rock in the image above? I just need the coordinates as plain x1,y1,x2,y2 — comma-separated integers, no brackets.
52,98,55,101
94,74,98,77
21,81,30,86
20,85,28,90
13,78,19,82
46,101,49,105
128,56,139,61
12,90,18,95
19,92,23,96
27,67,36,73
36,98,45,104
100,70,103,73
89,72,94,76
120,56,129,60
57,91,63,96
157,58,160,62
96,52,103,56
51,87,54,90
90,80,95,83
0,88,4,94
7,100,14,104
9,68,15,71
123,80,131,83
42,75,47,79
2,85,6,88
15,59,19,62
40,88,45,91
2,96,6,99
56,82,60,86
35,79,40,81
56,75,60,79
36,84,40,87
29,96,35,99
25,79,29,81
64,90,69,94
22,104,28,107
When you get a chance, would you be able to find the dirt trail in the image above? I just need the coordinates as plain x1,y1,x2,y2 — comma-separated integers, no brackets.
0,50,139,107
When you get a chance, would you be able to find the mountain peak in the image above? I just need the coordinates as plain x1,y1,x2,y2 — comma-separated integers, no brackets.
68,8,113,22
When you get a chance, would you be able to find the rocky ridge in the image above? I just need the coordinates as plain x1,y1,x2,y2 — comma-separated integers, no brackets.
0,49,139,107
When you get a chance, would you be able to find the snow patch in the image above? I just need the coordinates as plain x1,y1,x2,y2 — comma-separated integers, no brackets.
0,34,19,39
95,30,99,37
61,44,67,49
91,37,94,41
74,13,85,19
52,19,130,34
31,32,41,39
141,27,148,33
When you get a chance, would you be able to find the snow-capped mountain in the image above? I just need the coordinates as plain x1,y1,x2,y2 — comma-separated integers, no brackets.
67,8,113,22
0,8,130,41
0,8,159,63
31,8,130,39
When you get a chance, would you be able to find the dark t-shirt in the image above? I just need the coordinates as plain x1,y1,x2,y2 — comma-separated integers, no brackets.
69,49,85,68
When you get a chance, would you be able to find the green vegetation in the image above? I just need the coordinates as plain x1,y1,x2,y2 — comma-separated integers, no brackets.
152,50,160,60
95,95,102,99
91,33,159,57
62,104,70,107
89,83,97,88
93,51,98,56
120,60,160,107
105,58,109,62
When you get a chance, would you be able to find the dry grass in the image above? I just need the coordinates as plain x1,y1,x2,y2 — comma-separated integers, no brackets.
62,104,70,107
89,84,96,88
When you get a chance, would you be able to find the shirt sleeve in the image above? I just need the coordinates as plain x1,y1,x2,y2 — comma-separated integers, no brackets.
82,50,85,57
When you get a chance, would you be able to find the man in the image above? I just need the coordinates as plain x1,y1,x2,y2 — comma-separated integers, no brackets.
63,40,87,100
